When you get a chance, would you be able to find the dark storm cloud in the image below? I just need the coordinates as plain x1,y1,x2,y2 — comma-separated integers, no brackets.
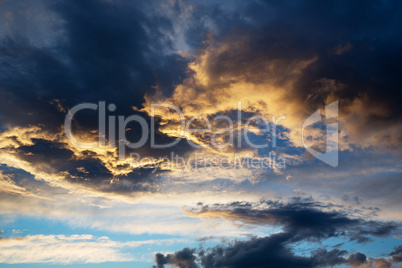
15,139,75,170
0,0,200,192
8,137,167,194
153,0,402,151
186,197,399,243
0,0,185,118
0,0,191,139
221,0,402,115
311,248,348,267
155,244,354,268
195,237,347,268
155,198,401,268
346,252,367,267
155,248,198,268
389,245,402,263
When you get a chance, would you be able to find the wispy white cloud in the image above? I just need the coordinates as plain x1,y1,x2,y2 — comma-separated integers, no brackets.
0,234,182,264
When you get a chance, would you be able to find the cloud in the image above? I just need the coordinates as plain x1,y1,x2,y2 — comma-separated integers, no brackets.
1,0,401,203
184,198,399,243
0,1,401,266
0,233,165,264
0,168,51,200
155,197,401,267
155,247,198,268
346,256,393,268
0,165,266,238
389,245,402,263
346,252,367,267
140,0,402,153
0,0,199,195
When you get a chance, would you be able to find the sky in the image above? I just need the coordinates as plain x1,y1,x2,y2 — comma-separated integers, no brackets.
0,0,402,267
